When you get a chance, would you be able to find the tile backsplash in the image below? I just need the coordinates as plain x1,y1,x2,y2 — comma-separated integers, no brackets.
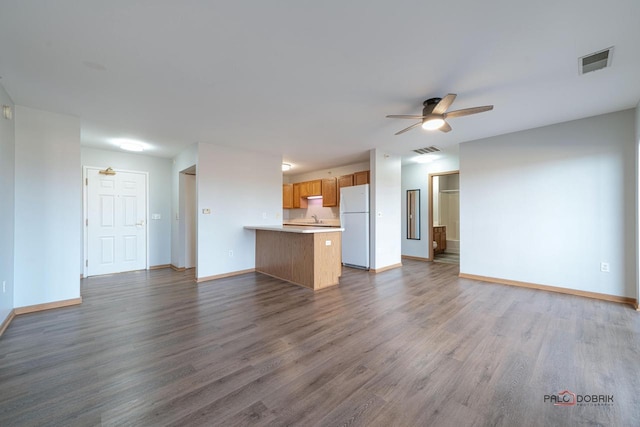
283,198,339,220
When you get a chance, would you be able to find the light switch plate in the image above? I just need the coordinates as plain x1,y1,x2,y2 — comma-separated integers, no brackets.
202,208,211,214
151,213,161,220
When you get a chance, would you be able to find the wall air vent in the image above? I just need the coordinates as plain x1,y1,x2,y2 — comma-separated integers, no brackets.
413,146,441,155
579,47,613,74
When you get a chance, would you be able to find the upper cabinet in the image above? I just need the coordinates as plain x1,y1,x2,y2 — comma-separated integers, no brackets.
298,179,322,198
354,170,370,186
282,183,293,209
292,183,307,209
307,180,322,197
283,171,369,209
322,178,337,207
338,174,354,189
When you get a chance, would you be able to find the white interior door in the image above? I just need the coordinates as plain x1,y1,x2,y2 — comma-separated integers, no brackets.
86,168,147,276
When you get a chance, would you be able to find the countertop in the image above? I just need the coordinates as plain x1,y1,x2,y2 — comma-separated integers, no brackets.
244,225,344,233
282,222,338,228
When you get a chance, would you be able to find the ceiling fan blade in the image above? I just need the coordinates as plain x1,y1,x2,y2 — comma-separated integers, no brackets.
439,121,452,133
445,105,494,119
394,122,422,135
432,93,457,115
386,115,426,119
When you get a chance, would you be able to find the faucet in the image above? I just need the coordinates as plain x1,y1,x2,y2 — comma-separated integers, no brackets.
311,214,320,224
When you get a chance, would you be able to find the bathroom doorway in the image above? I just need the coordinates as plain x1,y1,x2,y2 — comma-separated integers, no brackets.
429,171,460,264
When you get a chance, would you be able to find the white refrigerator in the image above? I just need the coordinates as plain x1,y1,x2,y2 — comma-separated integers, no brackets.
340,184,370,269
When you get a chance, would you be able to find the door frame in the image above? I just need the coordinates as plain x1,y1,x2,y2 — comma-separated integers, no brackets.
83,166,150,278
179,168,197,271
428,170,459,261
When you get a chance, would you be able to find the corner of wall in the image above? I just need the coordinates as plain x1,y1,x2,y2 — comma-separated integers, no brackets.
370,149,402,270
0,83,15,320
13,106,81,307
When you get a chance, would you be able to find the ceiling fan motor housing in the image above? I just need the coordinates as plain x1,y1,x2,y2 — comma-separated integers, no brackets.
423,98,442,115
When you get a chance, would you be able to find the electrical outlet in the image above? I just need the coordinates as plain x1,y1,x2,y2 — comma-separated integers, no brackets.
600,262,610,273
202,208,211,214
325,240,331,246
229,250,233,257
262,212,267,219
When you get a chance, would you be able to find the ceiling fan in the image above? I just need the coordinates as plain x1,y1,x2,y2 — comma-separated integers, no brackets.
386,94,493,135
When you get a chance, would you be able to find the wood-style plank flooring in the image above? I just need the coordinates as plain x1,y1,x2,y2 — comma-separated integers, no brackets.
1,260,639,426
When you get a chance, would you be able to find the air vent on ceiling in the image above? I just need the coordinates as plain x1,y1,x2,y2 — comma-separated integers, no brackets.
579,47,613,74
413,146,441,155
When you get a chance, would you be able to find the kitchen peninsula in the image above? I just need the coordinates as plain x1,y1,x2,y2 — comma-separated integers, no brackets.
244,225,344,290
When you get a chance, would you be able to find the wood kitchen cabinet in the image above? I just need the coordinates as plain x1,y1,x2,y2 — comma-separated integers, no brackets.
292,183,307,209
354,170,370,185
282,184,293,209
322,178,337,207
253,227,342,290
299,182,309,198
285,172,368,208
433,226,447,255
338,174,354,189
299,180,322,198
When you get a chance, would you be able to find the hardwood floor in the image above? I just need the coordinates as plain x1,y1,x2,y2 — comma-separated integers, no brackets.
1,261,639,426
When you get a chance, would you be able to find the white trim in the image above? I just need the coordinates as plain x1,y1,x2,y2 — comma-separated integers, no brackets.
428,170,459,261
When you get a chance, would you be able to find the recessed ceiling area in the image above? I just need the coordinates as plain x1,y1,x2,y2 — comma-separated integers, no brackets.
0,1,638,173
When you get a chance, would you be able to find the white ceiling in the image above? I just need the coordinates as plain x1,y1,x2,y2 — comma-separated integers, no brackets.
1,1,639,174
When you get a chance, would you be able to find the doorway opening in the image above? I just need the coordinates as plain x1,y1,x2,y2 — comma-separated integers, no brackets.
429,171,460,264
179,165,197,272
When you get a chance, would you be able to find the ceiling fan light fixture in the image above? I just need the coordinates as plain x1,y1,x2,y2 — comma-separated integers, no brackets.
421,117,445,130
120,141,144,152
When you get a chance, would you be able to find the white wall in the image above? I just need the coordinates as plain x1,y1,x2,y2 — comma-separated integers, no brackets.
460,109,636,298
81,148,172,267
283,160,370,221
401,156,459,258
0,85,15,320
171,144,198,268
14,106,81,307
196,143,281,279
284,161,370,184
370,149,402,270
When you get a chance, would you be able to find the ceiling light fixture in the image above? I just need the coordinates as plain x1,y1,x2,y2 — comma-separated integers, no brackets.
421,116,445,130
2,105,12,120
120,141,144,152
282,163,292,171
413,154,440,164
